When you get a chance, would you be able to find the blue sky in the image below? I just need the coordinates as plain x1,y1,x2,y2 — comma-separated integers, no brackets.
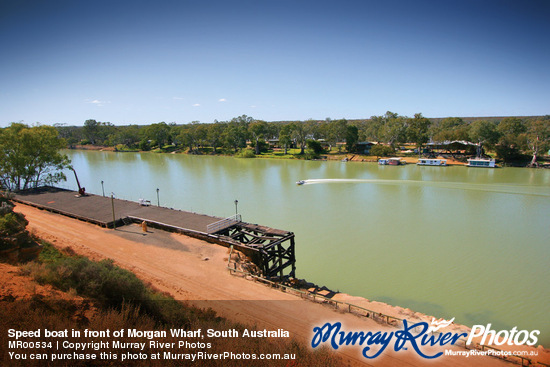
1,0,548,127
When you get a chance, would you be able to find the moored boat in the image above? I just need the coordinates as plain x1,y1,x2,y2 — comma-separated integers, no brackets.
467,158,497,168
379,158,405,165
417,158,447,166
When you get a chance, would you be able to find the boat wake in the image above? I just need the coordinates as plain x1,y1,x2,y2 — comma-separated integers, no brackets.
297,178,550,197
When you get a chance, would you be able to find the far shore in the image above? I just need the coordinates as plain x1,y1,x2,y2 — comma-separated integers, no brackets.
12,203,550,366
68,144,550,168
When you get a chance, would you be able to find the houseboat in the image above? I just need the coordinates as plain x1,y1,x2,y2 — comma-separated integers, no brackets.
417,158,447,166
379,158,405,165
467,158,497,168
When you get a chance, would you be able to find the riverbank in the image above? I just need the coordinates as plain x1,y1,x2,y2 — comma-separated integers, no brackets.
13,203,549,366
70,145,550,168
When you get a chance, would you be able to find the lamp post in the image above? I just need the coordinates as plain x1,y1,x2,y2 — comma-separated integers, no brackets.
156,188,160,207
101,181,105,197
110,192,116,230
234,199,238,216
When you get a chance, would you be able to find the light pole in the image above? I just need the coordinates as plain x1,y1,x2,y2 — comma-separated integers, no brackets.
234,199,238,216
101,181,105,197
156,188,160,207
110,192,116,230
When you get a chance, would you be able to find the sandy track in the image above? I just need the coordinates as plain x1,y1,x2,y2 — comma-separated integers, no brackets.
15,204,513,367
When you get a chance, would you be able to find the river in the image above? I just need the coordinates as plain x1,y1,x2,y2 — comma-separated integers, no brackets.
63,150,550,346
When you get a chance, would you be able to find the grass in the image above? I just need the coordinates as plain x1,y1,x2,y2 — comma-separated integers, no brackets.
256,151,298,159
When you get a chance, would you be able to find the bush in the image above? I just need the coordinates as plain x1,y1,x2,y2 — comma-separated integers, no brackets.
257,140,270,153
235,149,256,158
139,139,151,151
16,241,343,366
34,256,148,308
370,144,395,157
0,212,28,236
306,139,325,157
0,199,36,253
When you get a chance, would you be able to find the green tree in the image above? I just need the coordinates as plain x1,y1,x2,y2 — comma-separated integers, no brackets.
291,122,308,155
525,119,550,167
0,123,71,191
223,116,251,152
370,144,394,158
206,122,226,154
82,119,116,145
54,124,81,147
495,118,527,162
430,117,469,142
145,122,171,149
279,124,293,154
113,125,141,149
177,122,202,153
326,119,348,152
83,119,101,144
345,125,359,153
365,115,386,141
306,139,324,158
353,120,370,142
407,113,431,153
469,120,499,157
380,112,407,148
248,120,267,155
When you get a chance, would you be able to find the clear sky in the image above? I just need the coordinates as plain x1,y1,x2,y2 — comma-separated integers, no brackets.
1,0,548,127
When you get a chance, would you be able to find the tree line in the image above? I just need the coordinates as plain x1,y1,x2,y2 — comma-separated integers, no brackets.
55,113,550,164
1,113,548,191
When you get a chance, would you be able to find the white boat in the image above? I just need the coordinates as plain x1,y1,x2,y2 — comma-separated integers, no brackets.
379,158,405,166
467,158,497,168
417,158,447,166
296,180,305,185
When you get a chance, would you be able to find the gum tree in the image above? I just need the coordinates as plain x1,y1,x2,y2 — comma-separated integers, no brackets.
249,120,267,155
0,123,71,191
469,120,499,157
525,119,550,167
407,113,431,154
495,118,527,162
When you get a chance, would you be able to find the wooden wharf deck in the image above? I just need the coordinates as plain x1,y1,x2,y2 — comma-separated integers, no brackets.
12,187,296,279
13,186,220,232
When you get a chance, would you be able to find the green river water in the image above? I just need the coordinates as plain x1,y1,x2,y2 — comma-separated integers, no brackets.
63,150,550,346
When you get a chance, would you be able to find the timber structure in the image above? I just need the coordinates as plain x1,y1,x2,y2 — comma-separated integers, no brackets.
12,186,295,279
215,223,296,280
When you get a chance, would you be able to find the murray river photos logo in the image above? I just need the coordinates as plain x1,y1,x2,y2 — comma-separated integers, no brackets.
311,318,540,359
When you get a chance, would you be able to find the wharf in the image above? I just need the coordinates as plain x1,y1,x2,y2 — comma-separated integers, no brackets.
12,187,296,279
13,186,220,233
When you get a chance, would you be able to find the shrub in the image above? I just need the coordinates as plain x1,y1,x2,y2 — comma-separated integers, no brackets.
235,149,256,158
0,212,28,236
139,138,151,151
306,139,325,156
16,240,343,366
370,144,395,157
